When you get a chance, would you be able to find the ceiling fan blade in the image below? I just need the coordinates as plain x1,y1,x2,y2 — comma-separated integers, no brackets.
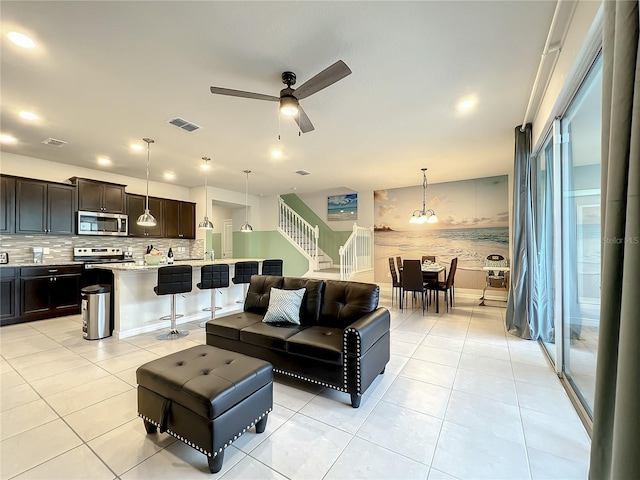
294,60,352,100
295,105,315,133
209,86,279,102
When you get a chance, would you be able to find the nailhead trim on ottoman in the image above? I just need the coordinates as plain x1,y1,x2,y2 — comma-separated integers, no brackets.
136,345,273,473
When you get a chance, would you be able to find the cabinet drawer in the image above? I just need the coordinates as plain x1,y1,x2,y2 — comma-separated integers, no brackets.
0,268,17,279
21,265,82,277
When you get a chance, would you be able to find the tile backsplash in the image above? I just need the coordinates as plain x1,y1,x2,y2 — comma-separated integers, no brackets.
0,235,203,265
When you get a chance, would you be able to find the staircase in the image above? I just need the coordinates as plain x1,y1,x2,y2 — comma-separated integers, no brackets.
277,197,319,271
278,196,373,280
339,223,374,280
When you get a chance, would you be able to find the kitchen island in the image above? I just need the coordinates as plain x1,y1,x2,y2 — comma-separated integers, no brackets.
88,259,264,339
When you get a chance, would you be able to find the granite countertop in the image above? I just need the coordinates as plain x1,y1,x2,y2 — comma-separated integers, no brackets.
1,261,85,267
87,258,265,271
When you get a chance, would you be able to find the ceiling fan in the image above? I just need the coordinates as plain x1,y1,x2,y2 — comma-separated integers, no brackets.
209,60,352,133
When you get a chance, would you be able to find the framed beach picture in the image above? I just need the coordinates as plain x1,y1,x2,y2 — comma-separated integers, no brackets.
328,194,358,221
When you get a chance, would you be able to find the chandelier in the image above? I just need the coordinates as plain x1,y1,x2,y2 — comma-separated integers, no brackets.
409,168,438,224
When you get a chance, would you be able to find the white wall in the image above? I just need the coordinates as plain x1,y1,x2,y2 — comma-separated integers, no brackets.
210,205,233,230
1,152,191,201
297,189,374,229
1,152,268,235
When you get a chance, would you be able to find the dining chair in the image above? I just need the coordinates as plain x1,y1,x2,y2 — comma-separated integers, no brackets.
421,255,436,263
388,257,402,307
401,260,427,314
428,257,458,312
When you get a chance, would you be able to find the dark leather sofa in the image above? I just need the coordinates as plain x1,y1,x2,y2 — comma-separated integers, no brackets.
205,275,390,408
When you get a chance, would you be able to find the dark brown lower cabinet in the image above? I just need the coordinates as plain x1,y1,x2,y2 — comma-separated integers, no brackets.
0,268,19,326
18,265,82,323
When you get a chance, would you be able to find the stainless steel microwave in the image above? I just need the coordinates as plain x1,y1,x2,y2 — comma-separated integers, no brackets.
77,211,128,236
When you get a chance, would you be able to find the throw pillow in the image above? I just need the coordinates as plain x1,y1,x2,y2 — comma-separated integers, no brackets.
262,287,306,325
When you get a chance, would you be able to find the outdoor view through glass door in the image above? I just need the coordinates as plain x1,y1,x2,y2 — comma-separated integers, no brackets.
560,54,602,417
532,53,602,422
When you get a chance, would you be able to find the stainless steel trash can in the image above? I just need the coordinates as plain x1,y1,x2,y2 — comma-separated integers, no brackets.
82,284,111,340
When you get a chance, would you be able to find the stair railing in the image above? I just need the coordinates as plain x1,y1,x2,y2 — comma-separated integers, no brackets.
339,223,374,280
277,197,319,269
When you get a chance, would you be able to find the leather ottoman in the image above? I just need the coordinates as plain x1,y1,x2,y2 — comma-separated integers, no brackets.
136,345,273,473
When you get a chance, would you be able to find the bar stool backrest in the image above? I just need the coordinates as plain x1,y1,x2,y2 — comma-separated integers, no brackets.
261,259,283,276
154,265,193,296
199,264,230,290
232,261,259,284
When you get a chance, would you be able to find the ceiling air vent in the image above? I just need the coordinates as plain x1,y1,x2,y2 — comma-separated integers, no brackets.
41,137,67,147
295,170,311,176
168,117,201,132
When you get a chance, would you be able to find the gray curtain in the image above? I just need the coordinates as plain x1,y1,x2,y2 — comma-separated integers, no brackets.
506,125,557,342
533,141,555,342
506,124,534,339
589,1,640,478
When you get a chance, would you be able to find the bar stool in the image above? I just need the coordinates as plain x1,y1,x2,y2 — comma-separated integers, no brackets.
198,264,230,328
261,259,283,276
154,265,192,340
232,261,258,303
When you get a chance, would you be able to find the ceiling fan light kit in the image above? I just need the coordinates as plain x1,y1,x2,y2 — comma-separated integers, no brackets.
280,95,299,116
209,60,352,134
409,168,438,224
137,138,158,227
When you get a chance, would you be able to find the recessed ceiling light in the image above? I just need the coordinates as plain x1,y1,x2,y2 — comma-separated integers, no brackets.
8,32,36,49
130,143,144,151
271,149,282,159
97,157,111,166
164,172,176,180
19,111,39,121
457,96,477,112
200,163,211,170
0,134,17,144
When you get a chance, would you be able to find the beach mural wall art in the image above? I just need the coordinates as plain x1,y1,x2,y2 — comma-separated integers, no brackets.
374,175,510,288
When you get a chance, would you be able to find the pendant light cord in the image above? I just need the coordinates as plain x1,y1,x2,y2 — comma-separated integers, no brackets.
421,168,427,214
143,138,154,211
203,157,210,215
244,170,250,223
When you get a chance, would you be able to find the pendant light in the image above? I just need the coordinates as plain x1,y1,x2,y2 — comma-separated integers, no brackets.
198,157,214,230
240,170,253,232
137,138,157,227
409,168,438,224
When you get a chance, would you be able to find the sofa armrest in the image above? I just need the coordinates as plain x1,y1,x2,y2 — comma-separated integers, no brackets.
344,307,390,354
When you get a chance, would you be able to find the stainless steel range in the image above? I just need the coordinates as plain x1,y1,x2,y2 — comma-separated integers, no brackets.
73,247,134,264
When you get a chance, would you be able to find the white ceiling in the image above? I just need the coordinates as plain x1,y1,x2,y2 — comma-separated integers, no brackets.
1,1,557,196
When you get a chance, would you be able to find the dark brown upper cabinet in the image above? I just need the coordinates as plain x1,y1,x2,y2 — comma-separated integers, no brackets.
126,194,164,238
163,199,195,239
15,179,75,235
71,178,126,213
0,176,15,234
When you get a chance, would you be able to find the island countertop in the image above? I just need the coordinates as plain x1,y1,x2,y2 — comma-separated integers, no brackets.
95,258,262,338
86,258,265,271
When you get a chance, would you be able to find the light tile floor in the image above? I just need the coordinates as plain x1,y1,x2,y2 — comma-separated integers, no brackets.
0,289,590,479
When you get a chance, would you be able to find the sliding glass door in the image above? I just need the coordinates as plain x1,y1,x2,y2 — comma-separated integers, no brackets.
532,54,602,421
560,55,602,417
